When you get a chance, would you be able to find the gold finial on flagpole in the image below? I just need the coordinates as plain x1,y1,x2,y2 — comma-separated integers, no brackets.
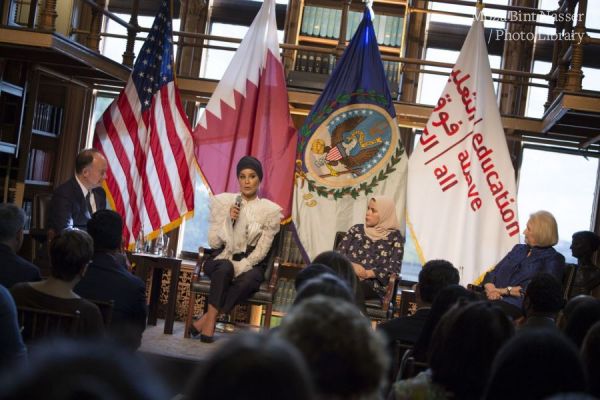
476,0,484,12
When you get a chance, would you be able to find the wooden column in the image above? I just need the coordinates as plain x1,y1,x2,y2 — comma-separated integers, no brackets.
122,0,140,67
38,0,58,31
86,0,107,52
564,0,586,92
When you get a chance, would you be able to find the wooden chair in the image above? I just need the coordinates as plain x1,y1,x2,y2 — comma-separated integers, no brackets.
396,348,429,381
333,231,400,322
184,228,284,337
562,263,577,300
17,306,81,343
88,298,115,328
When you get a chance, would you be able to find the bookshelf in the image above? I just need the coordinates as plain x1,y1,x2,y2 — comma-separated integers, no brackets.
285,0,406,96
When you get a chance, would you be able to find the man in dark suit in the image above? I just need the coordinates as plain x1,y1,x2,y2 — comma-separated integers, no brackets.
48,148,107,234
378,259,459,345
75,210,147,350
0,203,42,288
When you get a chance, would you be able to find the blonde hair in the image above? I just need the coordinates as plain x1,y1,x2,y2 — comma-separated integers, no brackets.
528,210,559,247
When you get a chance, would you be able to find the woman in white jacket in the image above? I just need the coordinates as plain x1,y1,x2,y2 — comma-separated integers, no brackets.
190,156,281,342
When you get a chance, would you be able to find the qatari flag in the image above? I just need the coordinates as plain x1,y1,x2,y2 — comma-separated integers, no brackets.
192,0,296,220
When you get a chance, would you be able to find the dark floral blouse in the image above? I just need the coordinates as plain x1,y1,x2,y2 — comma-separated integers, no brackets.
337,224,404,298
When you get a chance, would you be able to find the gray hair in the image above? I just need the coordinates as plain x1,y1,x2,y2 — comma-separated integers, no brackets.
0,203,25,242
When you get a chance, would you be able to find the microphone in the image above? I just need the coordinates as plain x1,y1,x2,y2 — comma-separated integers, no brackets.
232,195,242,226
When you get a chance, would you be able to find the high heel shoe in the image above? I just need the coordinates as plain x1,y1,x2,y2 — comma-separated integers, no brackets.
200,334,214,343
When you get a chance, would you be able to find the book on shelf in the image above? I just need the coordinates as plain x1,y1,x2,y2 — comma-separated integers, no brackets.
33,102,62,135
320,7,330,39
26,148,54,182
22,200,32,230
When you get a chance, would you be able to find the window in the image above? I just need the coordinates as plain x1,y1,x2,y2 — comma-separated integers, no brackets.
525,60,551,118
517,147,599,263
101,13,181,64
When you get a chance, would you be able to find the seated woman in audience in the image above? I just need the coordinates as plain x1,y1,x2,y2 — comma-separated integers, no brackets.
411,284,479,363
484,330,586,400
10,229,103,337
336,195,404,302
390,301,513,400
569,230,600,298
186,332,314,400
190,156,281,343
312,251,359,303
483,210,565,319
582,321,600,398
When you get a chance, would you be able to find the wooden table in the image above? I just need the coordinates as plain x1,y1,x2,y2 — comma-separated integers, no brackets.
127,252,182,334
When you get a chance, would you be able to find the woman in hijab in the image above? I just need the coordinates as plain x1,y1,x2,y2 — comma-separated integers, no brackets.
336,196,404,301
189,156,282,342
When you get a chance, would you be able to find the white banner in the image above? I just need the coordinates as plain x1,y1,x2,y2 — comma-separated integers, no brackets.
407,17,519,284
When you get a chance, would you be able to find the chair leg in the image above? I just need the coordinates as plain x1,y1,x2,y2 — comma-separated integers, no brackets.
184,291,197,338
263,303,273,329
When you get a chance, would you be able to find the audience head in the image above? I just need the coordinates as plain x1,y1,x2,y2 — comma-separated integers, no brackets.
581,321,600,398
293,273,355,306
0,203,25,250
49,229,93,282
523,273,564,316
186,333,314,400
429,301,513,400
87,210,123,252
75,148,107,190
294,263,335,290
412,284,479,362
571,231,600,260
484,330,586,400
313,250,358,295
278,295,388,399
0,339,168,400
417,259,460,304
525,210,559,247
558,295,597,330
564,297,600,348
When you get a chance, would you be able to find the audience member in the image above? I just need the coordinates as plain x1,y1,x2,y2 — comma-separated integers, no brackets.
294,263,335,291
0,203,41,288
0,284,26,370
581,321,600,398
48,148,107,234
0,339,168,400
10,229,103,337
378,259,459,346
484,330,586,400
519,272,564,331
186,332,314,400
336,196,404,304
313,250,359,300
569,230,600,298
564,297,600,348
412,284,479,363
75,210,147,350
483,210,565,319
558,295,597,330
390,301,513,400
278,295,388,400
293,273,355,306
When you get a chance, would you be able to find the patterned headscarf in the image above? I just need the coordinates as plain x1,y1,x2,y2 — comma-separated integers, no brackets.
364,195,400,241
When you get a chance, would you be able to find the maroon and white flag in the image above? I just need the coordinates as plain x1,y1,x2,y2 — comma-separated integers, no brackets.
407,13,519,284
192,0,296,220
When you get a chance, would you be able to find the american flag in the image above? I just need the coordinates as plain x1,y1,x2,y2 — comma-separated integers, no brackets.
93,1,195,245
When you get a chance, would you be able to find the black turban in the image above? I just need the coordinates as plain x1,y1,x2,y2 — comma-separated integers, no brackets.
236,156,263,181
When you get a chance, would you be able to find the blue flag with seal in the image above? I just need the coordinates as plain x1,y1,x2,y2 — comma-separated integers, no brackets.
292,8,408,260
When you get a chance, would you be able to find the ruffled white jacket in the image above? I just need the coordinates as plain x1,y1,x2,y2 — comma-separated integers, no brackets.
208,193,282,277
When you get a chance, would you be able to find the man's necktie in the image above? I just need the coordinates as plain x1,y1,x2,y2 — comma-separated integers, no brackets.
85,191,93,215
